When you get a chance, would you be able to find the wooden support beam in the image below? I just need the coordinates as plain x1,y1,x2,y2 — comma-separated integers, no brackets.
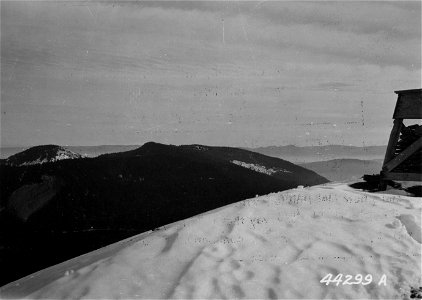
382,172,422,182
382,119,403,167
379,118,405,190
382,136,422,172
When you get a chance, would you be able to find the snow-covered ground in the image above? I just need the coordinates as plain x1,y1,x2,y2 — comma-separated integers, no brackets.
1,183,421,299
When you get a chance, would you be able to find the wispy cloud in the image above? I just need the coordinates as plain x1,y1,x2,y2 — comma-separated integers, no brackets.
1,1,420,147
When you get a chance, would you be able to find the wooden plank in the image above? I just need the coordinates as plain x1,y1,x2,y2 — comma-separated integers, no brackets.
393,92,422,119
382,172,422,182
383,136,422,172
382,119,403,167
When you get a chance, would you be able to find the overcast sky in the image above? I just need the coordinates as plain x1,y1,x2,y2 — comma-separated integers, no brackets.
1,1,421,147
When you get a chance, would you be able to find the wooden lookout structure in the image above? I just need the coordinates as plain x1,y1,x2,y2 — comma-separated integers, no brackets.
379,88,422,189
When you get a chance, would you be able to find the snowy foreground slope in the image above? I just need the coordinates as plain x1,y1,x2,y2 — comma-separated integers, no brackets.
1,183,421,299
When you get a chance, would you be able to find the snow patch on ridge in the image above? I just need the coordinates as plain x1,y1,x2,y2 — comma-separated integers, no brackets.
231,160,291,175
11,148,82,166
55,149,80,161
193,145,208,151
19,158,49,166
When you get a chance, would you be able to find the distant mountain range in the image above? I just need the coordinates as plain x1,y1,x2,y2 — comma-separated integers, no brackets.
0,145,140,159
247,145,387,163
0,142,327,286
1,144,387,163
300,159,383,182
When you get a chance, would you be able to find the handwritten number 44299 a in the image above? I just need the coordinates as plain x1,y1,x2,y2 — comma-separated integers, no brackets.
320,274,387,286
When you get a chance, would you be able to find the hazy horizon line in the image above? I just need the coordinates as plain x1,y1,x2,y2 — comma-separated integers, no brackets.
0,142,387,149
